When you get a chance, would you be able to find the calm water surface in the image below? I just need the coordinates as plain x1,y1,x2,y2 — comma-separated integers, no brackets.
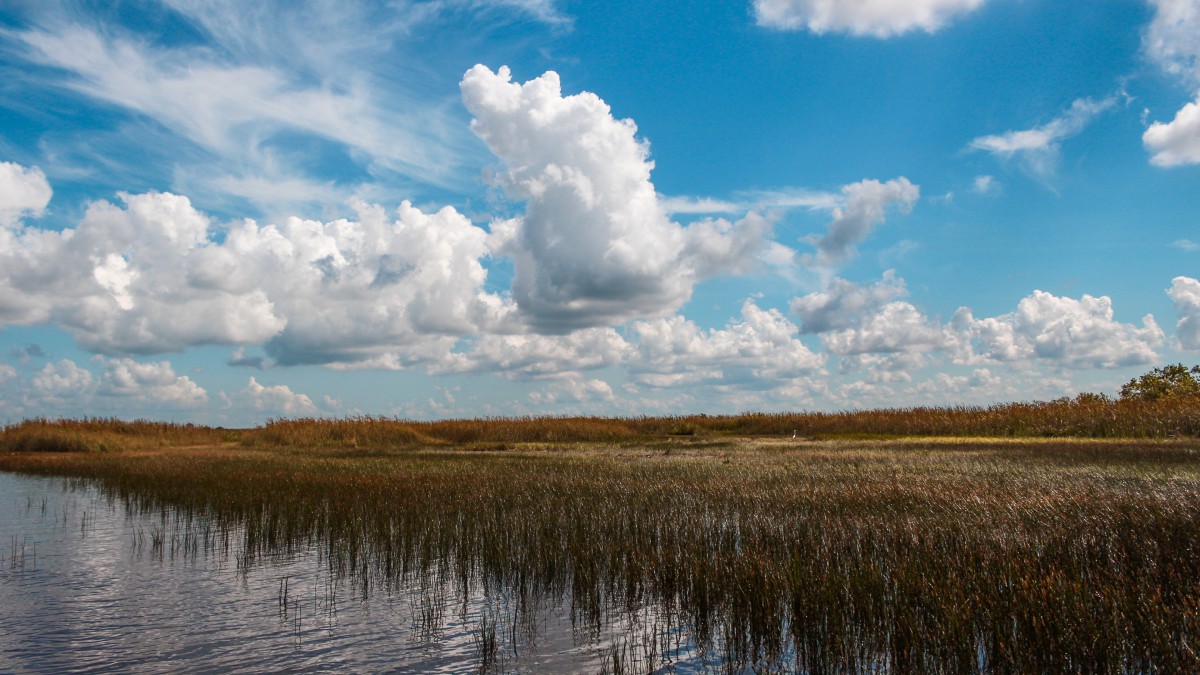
0,472,692,673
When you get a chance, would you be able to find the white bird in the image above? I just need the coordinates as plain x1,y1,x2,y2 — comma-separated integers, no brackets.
792,430,797,439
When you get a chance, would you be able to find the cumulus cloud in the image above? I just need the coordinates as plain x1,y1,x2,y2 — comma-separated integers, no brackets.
1139,1,1200,166
753,0,987,37
822,302,945,356
969,96,1118,178
224,377,318,416
32,359,93,401
1169,275,1200,349
254,199,510,365
16,356,206,412
683,212,778,277
98,357,207,408
1144,0,1200,86
792,274,944,364
0,162,52,227
0,180,508,364
436,328,630,379
794,275,1164,376
1144,97,1200,166
630,300,824,387
461,65,777,331
461,65,690,330
801,178,919,267
949,291,1163,368
529,377,615,405
791,271,909,334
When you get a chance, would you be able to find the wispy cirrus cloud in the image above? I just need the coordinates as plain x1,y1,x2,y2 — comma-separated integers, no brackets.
1,0,567,217
661,188,839,216
968,96,1119,180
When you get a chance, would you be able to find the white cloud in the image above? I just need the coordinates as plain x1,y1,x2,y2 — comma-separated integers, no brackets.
1169,275,1200,349
7,2,516,215
823,302,945,356
971,175,999,194
791,273,944,359
1140,1,1200,166
1144,0,1200,86
461,65,776,330
0,174,509,363
529,377,615,405
790,271,908,333
1144,96,1200,166
661,188,839,216
254,199,511,365
0,162,52,228
839,352,927,382
98,357,207,408
224,377,318,416
660,196,746,215
436,328,630,379
31,359,93,401
949,291,1163,368
969,96,1118,178
471,0,571,25
801,178,919,267
753,0,987,37
1174,238,1200,251
683,212,780,277
630,300,825,387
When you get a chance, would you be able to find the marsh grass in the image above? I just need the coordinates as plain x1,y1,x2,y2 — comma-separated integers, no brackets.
12,394,1195,455
0,418,228,453
5,427,1200,672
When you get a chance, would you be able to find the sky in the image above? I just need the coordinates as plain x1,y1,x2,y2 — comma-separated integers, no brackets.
0,0,1198,425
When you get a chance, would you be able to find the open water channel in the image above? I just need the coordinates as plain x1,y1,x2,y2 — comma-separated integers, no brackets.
0,472,700,673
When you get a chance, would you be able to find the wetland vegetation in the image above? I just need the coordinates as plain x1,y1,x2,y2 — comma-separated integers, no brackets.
5,396,1200,672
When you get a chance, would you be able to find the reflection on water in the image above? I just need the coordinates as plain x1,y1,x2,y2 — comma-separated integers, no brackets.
0,472,691,673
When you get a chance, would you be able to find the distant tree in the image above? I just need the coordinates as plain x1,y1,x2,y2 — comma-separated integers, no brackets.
1119,364,1200,401
1073,391,1112,405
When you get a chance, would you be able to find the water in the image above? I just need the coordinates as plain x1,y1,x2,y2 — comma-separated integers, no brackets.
0,472,688,673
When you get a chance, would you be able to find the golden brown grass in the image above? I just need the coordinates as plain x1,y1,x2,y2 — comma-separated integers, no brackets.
6,392,1200,457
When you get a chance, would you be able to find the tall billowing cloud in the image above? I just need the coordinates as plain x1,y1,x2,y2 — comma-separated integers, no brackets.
969,96,1118,178
802,178,919,267
1141,0,1200,166
461,65,775,331
753,0,987,37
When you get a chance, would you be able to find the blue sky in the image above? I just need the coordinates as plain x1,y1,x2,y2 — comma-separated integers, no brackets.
0,0,1198,425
